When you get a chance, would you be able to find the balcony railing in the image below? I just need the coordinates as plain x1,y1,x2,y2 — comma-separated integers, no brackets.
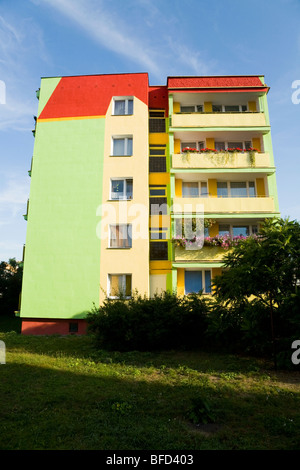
174,244,229,262
172,151,270,169
172,196,275,214
171,112,267,128
173,233,257,261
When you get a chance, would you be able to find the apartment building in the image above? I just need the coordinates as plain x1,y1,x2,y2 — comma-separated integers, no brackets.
19,73,279,334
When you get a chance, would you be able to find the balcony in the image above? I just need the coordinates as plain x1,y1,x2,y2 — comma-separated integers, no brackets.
172,196,275,214
174,244,228,262
171,112,267,129
172,151,270,170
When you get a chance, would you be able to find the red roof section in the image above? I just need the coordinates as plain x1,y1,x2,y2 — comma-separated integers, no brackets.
167,76,268,92
39,73,149,119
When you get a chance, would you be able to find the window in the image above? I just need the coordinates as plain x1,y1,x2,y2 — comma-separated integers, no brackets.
219,224,230,236
184,270,211,294
217,182,228,197
217,181,256,198
108,274,132,298
112,137,133,156
149,157,166,172
215,142,226,151
214,141,253,151
150,241,168,260
110,178,133,200
113,98,133,115
182,182,208,198
149,145,166,172
232,226,249,237
149,185,168,215
227,141,244,150
181,141,205,152
180,105,203,113
218,224,258,238
150,227,168,240
213,104,248,113
109,224,132,248
69,322,78,333
230,182,247,198
149,110,165,133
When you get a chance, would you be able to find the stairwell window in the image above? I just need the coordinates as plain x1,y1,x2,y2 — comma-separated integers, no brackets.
112,137,133,156
113,98,133,115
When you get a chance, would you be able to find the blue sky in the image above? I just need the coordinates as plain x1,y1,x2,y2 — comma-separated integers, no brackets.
0,0,300,261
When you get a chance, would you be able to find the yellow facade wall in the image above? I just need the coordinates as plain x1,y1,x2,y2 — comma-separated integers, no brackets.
206,137,215,149
177,268,185,296
150,274,167,296
252,137,261,152
99,97,150,302
248,101,257,112
173,102,180,113
204,102,212,112
174,139,181,154
175,179,182,197
256,178,266,197
208,179,217,197
209,223,219,237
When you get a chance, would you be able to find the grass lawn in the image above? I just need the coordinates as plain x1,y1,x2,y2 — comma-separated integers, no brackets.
0,316,300,450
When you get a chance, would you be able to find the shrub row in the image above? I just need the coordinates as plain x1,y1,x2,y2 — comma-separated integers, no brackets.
87,290,300,368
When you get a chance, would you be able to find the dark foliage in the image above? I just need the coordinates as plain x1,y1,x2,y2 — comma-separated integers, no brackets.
0,258,23,316
87,291,209,351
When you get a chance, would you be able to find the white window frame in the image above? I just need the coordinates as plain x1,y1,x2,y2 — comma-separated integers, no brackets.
182,181,208,198
108,274,132,299
181,141,205,152
218,224,258,238
214,141,253,151
108,224,132,249
113,97,134,116
110,178,133,200
212,104,248,113
112,136,133,156
180,104,203,113
216,180,256,198
184,269,212,295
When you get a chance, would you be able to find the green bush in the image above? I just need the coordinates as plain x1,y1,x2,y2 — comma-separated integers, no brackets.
87,291,209,351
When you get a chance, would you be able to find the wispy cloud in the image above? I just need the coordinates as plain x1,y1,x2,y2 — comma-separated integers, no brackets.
0,14,49,131
33,0,216,81
0,172,29,260
0,174,30,218
34,0,163,79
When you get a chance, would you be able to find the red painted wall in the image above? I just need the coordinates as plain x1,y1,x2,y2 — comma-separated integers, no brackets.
21,319,87,335
148,86,168,112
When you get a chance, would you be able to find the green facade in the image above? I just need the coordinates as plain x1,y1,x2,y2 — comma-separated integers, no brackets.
21,118,105,319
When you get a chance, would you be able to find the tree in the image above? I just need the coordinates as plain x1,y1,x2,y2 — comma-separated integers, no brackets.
212,218,300,368
0,258,23,316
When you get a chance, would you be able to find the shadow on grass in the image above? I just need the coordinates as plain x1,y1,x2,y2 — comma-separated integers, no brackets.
1,354,300,451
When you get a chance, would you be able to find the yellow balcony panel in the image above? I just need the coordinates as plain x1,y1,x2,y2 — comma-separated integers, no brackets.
174,245,229,262
150,260,172,274
172,196,275,214
171,112,267,128
172,152,270,169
